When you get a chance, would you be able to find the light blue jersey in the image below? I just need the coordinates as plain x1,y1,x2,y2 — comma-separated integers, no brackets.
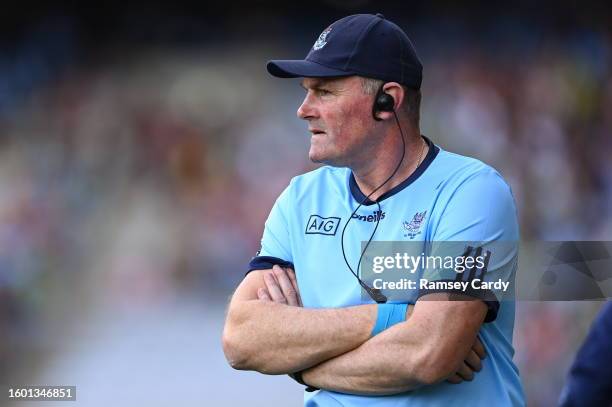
249,136,525,406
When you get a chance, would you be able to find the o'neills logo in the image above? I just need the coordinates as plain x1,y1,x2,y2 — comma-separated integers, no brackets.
352,210,385,222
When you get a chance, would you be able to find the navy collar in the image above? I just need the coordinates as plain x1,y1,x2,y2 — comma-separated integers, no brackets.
349,135,439,206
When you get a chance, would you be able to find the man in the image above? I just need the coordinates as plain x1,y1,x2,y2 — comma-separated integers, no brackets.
223,13,524,406
559,302,612,406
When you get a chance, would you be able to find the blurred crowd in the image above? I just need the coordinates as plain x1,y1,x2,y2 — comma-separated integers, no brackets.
0,13,610,406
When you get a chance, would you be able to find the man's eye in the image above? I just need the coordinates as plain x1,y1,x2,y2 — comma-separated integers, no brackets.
317,89,331,96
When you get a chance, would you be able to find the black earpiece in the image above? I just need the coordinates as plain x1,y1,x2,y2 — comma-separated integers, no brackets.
372,85,395,121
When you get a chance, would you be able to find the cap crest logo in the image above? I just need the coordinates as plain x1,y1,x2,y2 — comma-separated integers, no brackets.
313,26,332,51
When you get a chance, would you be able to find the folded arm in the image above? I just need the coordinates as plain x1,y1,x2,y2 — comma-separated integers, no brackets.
301,293,487,395
222,266,377,375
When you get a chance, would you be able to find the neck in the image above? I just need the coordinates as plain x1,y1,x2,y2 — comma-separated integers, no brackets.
352,128,427,202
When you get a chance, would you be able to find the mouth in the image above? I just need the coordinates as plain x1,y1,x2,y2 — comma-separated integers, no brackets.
310,129,326,135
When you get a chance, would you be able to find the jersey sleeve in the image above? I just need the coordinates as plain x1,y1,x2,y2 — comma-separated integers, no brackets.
419,168,519,322
247,181,295,274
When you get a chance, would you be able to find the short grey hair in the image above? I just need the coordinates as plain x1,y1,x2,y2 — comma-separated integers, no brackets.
360,77,421,128
360,77,385,96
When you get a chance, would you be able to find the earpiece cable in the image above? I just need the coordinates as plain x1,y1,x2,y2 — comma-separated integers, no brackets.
340,110,418,303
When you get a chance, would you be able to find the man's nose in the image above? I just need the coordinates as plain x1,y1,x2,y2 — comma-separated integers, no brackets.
297,93,317,120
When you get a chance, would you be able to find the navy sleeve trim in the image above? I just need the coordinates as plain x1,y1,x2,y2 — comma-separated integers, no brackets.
416,247,499,322
246,256,295,276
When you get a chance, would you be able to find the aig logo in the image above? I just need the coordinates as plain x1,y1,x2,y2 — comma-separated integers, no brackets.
305,215,341,236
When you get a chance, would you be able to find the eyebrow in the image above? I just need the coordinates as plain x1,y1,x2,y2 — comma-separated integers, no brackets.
300,78,334,90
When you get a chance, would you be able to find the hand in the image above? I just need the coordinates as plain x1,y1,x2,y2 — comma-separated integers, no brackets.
446,336,486,384
406,304,415,320
257,265,302,307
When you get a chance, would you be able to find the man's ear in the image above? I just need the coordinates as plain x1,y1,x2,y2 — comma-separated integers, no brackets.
374,82,405,121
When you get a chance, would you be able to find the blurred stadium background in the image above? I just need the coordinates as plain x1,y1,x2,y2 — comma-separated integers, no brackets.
0,1,610,406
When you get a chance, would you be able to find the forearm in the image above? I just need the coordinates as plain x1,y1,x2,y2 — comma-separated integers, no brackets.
223,299,376,374
302,320,429,395
302,299,484,395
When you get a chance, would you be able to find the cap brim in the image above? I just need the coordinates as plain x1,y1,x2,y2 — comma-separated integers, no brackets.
267,59,353,79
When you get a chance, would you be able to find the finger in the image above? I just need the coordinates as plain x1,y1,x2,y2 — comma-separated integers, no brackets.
456,362,475,381
286,268,302,306
272,265,299,306
446,373,463,384
465,350,482,372
472,337,486,359
264,272,287,304
257,288,271,301
405,305,415,320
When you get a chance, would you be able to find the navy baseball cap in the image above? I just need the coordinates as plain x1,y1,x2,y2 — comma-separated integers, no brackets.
267,13,423,89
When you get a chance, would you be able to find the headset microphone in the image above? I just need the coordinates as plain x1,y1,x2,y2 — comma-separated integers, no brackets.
359,280,388,304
